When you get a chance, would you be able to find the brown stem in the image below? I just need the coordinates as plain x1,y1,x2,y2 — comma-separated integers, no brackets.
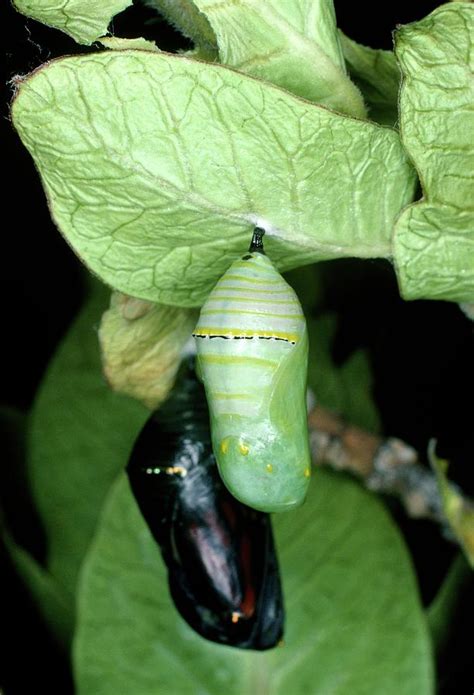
308,405,446,523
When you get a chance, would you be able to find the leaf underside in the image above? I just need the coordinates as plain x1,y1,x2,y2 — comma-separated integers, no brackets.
393,3,474,302
12,51,416,306
13,0,132,44
339,32,400,127
188,0,367,117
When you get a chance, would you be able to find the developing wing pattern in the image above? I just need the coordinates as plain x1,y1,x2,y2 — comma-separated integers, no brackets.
127,362,284,650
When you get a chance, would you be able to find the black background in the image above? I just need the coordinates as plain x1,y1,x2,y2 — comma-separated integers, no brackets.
3,0,473,692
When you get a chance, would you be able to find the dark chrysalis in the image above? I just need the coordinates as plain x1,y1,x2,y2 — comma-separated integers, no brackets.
127,361,284,650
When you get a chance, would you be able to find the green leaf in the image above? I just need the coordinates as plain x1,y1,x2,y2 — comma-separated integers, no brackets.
459,302,474,321
427,553,471,652
307,315,380,432
99,37,161,52
27,281,148,599
429,444,474,567
338,349,381,432
12,0,132,45
393,4,474,302
307,314,344,408
339,33,400,126
12,51,416,307
74,472,433,694
284,263,324,314
99,292,198,409
0,408,73,644
147,0,218,51
4,532,74,648
185,0,366,117
0,406,29,535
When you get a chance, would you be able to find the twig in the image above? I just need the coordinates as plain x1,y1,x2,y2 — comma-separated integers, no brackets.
308,405,466,527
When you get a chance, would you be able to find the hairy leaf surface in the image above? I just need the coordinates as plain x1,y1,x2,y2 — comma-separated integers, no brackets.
12,0,132,44
189,0,366,116
12,51,416,306
339,33,400,126
393,4,474,302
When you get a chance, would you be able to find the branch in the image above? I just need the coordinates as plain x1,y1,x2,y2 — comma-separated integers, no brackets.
308,406,473,550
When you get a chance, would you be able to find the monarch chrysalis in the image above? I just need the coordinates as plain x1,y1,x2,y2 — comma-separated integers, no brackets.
194,228,311,513
127,362,284,650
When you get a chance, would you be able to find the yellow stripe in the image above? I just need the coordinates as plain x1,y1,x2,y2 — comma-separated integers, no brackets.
222,274,281,285
215,285,290,294
211,392,256,400
194,327,299,342
200,354,278,369
200,309,304,320
233,261,276,276
208,295,296,305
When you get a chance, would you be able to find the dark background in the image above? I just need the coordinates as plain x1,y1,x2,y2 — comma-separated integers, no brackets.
3,0,473,692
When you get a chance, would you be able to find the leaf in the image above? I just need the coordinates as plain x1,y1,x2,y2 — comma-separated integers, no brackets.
4,532,74,648
0,408,73,645
0,406,32,548
307,315,381,432
459,302,474,321
427,553,471,652
74,472,433,694
146,0,218,51
99,37,161,52
185,0,366,117
429,444,474,568
98,292,198,409
12,0,132,45
12,51,416,307
27,281,148,598
284,263,324,314
307,314,344,409
338,349,381,432
393,4,474,302
339,32,400,126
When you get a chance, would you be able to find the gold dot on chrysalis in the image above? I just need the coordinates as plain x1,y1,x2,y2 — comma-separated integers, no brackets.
304,467,311,478
231,612,240,623
220,438,230,455
165,466,187,477
266,464,273,473
239,442,250,456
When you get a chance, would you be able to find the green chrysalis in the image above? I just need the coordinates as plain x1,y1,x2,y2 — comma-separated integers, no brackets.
193,228,311,513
